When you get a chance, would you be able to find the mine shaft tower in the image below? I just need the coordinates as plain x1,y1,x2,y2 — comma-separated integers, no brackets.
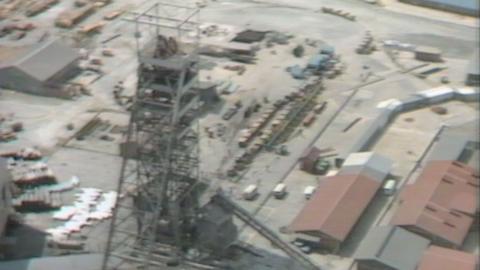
102,3,203,269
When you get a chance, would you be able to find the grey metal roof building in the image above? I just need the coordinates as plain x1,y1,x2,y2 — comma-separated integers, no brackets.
0,39,80,98
339,152,393,182
354,226,431,270
399,0,479,16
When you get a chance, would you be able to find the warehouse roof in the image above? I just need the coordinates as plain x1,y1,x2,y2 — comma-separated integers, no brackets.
417,246,478,270
390,160,479,246
0,39,79,82
339,152,392,182
289,173,381,242
355,226,430,270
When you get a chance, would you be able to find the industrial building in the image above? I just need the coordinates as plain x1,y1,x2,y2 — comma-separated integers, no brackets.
355,226,478,270
354,226,431,270
398,0,479,17
0,39,80,98
0,158,12,256
417,245,478,270
466,51,479,86
390,160,479,248
289,173,382,252
290,153,392,253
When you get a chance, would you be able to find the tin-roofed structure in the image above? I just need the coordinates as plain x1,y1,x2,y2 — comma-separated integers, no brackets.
289,173,382,252
390,160,479,248
339,152,393,181
354,226,430,270
417,245,478,270
0,39,80,98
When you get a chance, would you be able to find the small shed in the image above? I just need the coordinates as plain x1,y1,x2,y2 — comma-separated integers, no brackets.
415,46,442,62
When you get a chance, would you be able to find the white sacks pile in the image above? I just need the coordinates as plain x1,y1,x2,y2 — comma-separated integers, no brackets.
47,188,117,237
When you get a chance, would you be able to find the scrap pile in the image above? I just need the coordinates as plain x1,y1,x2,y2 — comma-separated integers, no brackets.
0,114,24,142
0,22,35,40
227,82,324,178
287,44,344,80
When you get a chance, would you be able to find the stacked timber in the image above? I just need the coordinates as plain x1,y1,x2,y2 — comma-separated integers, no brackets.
25,0,59,17
55,4,95,28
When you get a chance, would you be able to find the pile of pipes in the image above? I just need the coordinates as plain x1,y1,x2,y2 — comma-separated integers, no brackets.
153,35,179,59
321,7,356,21
356,31,376,55
0,147,42,160
11,162,56,188
13,189,62,212
0,114,24,142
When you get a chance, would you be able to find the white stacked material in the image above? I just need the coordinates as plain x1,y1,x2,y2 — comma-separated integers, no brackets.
46,227,71,237
53,206,77,220
48,176,80,192
89,191,117,221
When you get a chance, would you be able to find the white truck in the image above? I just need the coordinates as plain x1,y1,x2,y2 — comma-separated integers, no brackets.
243,185,258,200
304,186,316,200
382,179,396,196
273,183,287,199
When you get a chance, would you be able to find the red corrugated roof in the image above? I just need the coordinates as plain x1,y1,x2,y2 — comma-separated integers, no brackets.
417,246,477,270
289,174,381,242
390,160,479,246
